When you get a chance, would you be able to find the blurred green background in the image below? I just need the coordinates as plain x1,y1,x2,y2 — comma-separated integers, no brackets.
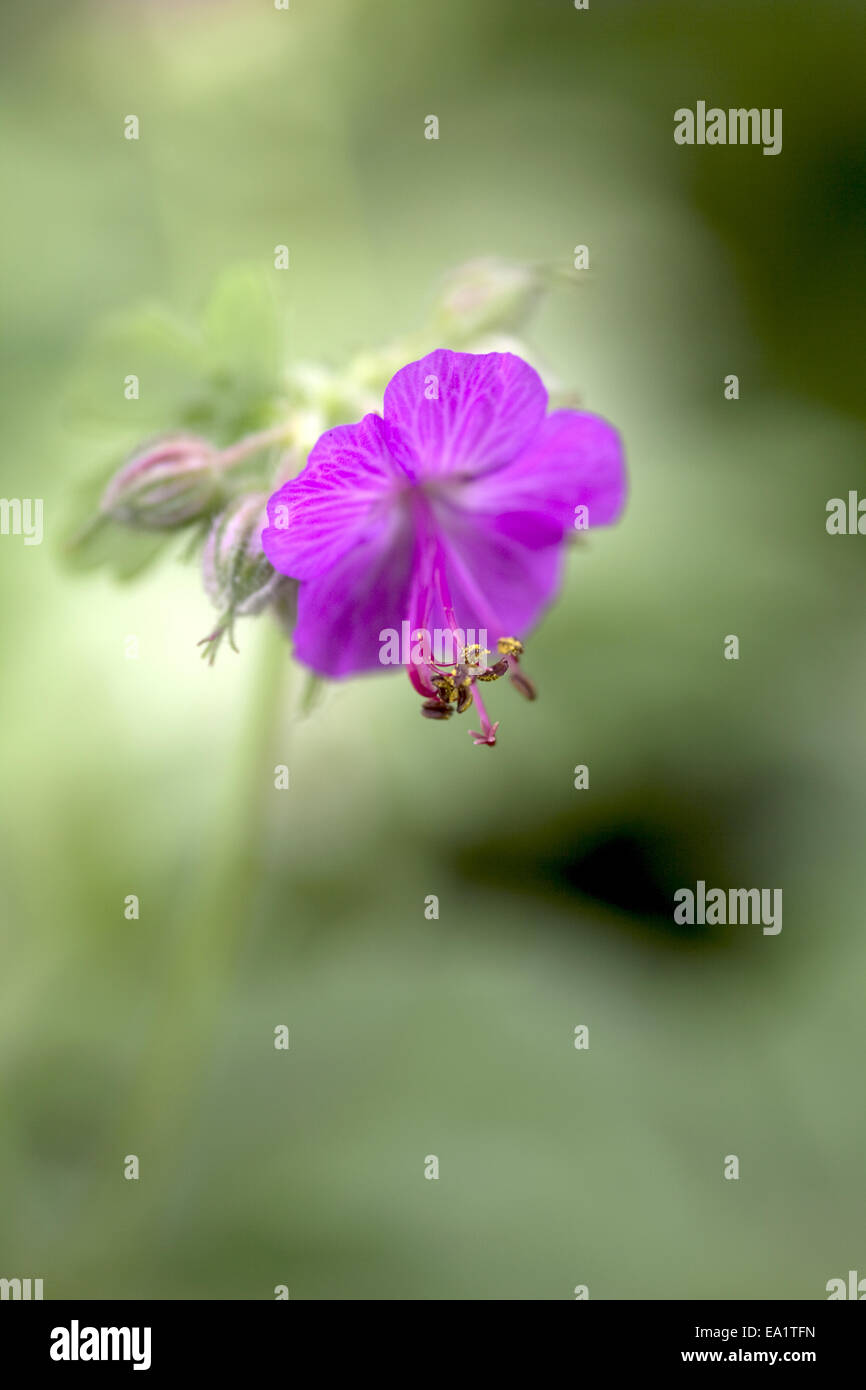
1,0,865,1300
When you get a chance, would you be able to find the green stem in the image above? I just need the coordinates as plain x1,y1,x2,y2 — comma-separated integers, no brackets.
215,422,294,470
104,622,289,1243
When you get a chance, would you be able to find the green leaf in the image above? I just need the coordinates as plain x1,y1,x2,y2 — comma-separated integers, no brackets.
64,306,207,436
62,513,180,582
65,266,288,450
202,265,281,388
297,671,326,720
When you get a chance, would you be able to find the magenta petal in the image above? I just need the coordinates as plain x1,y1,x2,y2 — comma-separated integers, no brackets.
460,409,627,531
427,504,563,640
291,522,416,678
383,349,547,480
262,413,406,582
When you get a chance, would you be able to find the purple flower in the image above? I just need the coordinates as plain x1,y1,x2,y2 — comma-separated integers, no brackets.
262,349,626,746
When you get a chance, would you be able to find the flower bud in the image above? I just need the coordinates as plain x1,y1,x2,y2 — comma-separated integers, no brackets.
431,259,542,342
101,436,222,529
202,492,284,620
198,492,293,663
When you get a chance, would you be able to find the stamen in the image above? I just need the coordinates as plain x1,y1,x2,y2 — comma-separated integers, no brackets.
462,643,489,669
509,668,537,700
476,657,509,682
456,682,474,715
497,636,524,657
431,673,458,703
406,529,535,747
421,698,452,720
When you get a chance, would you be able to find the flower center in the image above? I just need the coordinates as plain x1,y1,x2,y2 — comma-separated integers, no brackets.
418,634,535,747
400,490,536,747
